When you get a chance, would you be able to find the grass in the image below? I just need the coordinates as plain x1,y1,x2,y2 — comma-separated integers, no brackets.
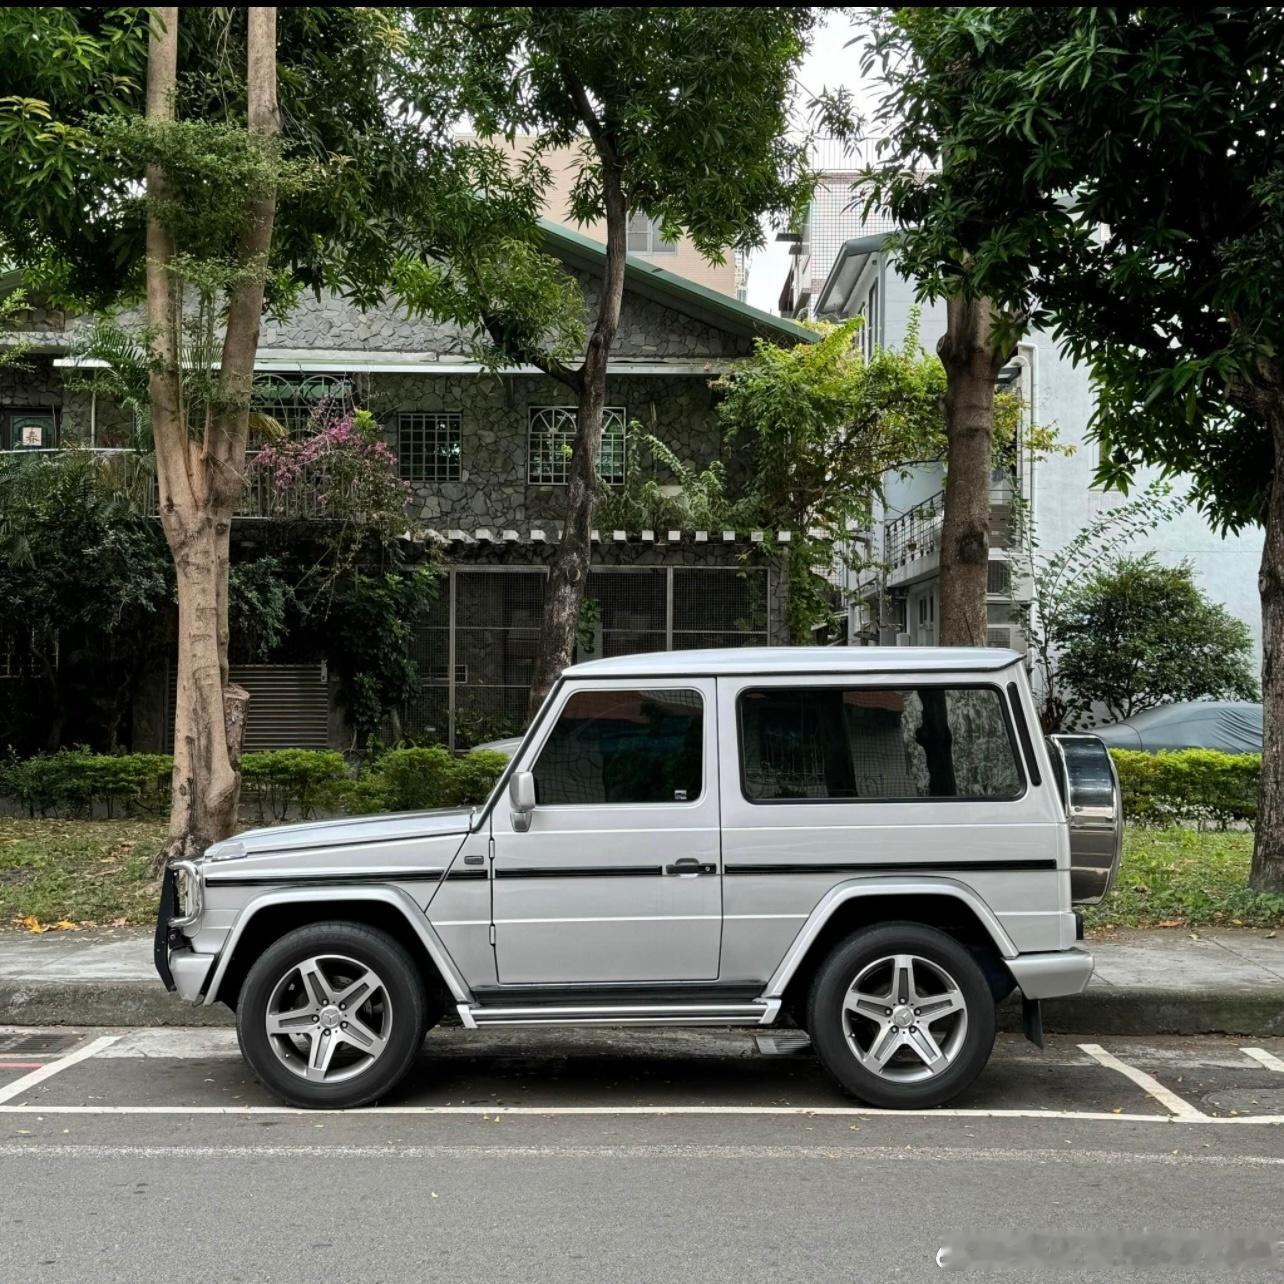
2,818,1283,935
1084,827,1284,933
0,817,165,931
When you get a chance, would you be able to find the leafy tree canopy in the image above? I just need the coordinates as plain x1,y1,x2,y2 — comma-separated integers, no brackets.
1056,554,1260,726
861,5,1284,531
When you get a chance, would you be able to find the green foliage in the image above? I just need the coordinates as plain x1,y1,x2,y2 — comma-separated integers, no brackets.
1058,556,1259,726
0,749,171,818
345,747,508,815
238,749,349,822
1082,827,1284,932
228,557,295,664
592,432,731,535
860,5,1284,532
1010,481,1190,731
714,318,947,641
324,568,442,741
1111,749,1260,832
0,450,172,752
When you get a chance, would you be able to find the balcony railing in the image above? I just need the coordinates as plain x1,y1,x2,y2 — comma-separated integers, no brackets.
883,479,1017,575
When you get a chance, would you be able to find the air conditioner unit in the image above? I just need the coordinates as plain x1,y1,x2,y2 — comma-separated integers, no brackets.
895,631,912,647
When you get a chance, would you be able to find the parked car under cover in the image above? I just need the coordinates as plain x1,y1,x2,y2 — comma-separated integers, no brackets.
1091,701,1262,754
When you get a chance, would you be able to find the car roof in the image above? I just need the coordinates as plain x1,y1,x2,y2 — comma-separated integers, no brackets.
562,646,1023,680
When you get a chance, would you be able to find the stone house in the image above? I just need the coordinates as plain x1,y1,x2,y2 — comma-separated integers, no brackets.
0,223,814,750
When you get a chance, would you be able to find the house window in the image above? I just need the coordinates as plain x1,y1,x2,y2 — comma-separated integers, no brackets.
249,373,356,442
1,408,57,451
398,411,461,482
626,213,677,255
528,406,627,486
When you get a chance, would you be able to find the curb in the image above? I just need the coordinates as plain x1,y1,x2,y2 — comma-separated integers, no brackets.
2,980,1281,1036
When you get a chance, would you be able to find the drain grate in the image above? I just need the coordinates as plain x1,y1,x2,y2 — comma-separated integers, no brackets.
0,1032,82,1056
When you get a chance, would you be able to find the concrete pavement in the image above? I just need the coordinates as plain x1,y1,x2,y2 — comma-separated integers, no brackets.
1,926,1283,1034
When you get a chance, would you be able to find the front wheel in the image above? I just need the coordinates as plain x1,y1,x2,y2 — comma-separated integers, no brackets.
236,921,427,1109
807,922,997,1109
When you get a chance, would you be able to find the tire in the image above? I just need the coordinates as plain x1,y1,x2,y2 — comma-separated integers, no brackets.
806,922,997,1109
236,921,427,1110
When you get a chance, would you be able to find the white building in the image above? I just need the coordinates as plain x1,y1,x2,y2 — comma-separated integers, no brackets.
813,234,1264,672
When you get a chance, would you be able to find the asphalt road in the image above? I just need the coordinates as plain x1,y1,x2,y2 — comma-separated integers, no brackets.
0,1027,1282,1282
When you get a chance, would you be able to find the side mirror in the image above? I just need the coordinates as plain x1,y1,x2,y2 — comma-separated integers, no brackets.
509,770,536,832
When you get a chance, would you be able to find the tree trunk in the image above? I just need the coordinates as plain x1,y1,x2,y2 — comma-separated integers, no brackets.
1252,408,1284,894
936,292,1009,647
148,6,279,869
526,160,628,714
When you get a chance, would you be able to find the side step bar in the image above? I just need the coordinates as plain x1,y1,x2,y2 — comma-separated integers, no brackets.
457,999,780,1029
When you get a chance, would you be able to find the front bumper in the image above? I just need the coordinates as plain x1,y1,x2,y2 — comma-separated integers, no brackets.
153,865,216,1002
1007,947,1094,999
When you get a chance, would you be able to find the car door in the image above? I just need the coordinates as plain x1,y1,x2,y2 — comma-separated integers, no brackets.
490,678,721,984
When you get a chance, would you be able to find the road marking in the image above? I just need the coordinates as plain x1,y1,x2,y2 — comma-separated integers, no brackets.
0,1103,1274,1123
1078,1043,1209,1121
0,1036,121,1106
1241,1046,1284,1073
0,1142,1282,1167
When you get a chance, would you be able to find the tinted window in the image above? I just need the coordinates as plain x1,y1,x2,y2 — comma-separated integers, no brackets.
738,686,1022,802
534,688,703,805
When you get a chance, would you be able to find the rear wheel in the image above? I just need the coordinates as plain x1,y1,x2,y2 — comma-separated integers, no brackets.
807,922,997,1109
236,921,426,1109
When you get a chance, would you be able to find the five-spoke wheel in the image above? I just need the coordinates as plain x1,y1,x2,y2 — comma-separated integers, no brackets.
807,922,997,1109
237,922,426,1109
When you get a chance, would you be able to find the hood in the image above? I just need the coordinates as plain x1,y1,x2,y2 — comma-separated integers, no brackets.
204,807,475,861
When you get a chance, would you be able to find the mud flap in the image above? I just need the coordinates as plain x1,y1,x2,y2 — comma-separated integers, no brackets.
1021,995,1044,1049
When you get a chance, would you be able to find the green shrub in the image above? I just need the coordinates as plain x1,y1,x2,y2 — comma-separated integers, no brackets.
353,747,508,814
0,749,172,818
239,749,350,822
1110,747,1259,829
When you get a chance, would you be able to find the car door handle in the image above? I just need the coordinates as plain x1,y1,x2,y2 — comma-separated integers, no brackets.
664,860,717,877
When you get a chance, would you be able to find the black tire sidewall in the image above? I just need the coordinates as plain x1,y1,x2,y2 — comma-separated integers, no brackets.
807,922,997,1109
236,921,426,1109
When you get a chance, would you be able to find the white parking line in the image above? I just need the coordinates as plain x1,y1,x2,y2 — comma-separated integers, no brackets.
1241,1046,1284,1073
1078,1043,1208,1122
0,1035,121,1106
1,1103,1277,1123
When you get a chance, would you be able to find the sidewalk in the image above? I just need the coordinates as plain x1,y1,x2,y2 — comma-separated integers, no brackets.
0,927,1281,1034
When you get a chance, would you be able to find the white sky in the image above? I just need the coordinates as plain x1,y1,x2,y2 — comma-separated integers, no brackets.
745,9,877,313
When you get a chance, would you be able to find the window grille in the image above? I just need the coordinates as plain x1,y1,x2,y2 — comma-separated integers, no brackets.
398,411,461,481
250,373,357,442
528,406,626,486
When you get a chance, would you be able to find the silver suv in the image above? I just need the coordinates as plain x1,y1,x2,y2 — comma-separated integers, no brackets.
156,647,1120,1110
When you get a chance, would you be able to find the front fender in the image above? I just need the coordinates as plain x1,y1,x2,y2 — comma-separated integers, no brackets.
762,875,1019,1000
202,884,472,1006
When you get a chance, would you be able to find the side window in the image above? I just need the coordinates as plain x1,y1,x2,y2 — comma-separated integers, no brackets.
738,685,1023,802
533,688,703,805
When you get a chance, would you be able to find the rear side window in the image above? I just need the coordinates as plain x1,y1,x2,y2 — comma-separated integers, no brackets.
737,685,1023,802
533,688,704,805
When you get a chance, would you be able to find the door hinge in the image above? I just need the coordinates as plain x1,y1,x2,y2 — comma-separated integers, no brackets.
488,835,495,862
489,923,496,946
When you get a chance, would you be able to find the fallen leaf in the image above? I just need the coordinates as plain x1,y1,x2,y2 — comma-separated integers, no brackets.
1156,919,1183,928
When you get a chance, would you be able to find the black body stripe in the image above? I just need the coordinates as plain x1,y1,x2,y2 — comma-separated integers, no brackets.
470,981,765,1006
724,859,1056,876
494,865,666,880
207,869,445,887
445,869,489,882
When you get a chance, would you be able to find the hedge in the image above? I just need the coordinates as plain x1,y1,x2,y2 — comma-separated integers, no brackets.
0,746,508,820
1109,747,1258,829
